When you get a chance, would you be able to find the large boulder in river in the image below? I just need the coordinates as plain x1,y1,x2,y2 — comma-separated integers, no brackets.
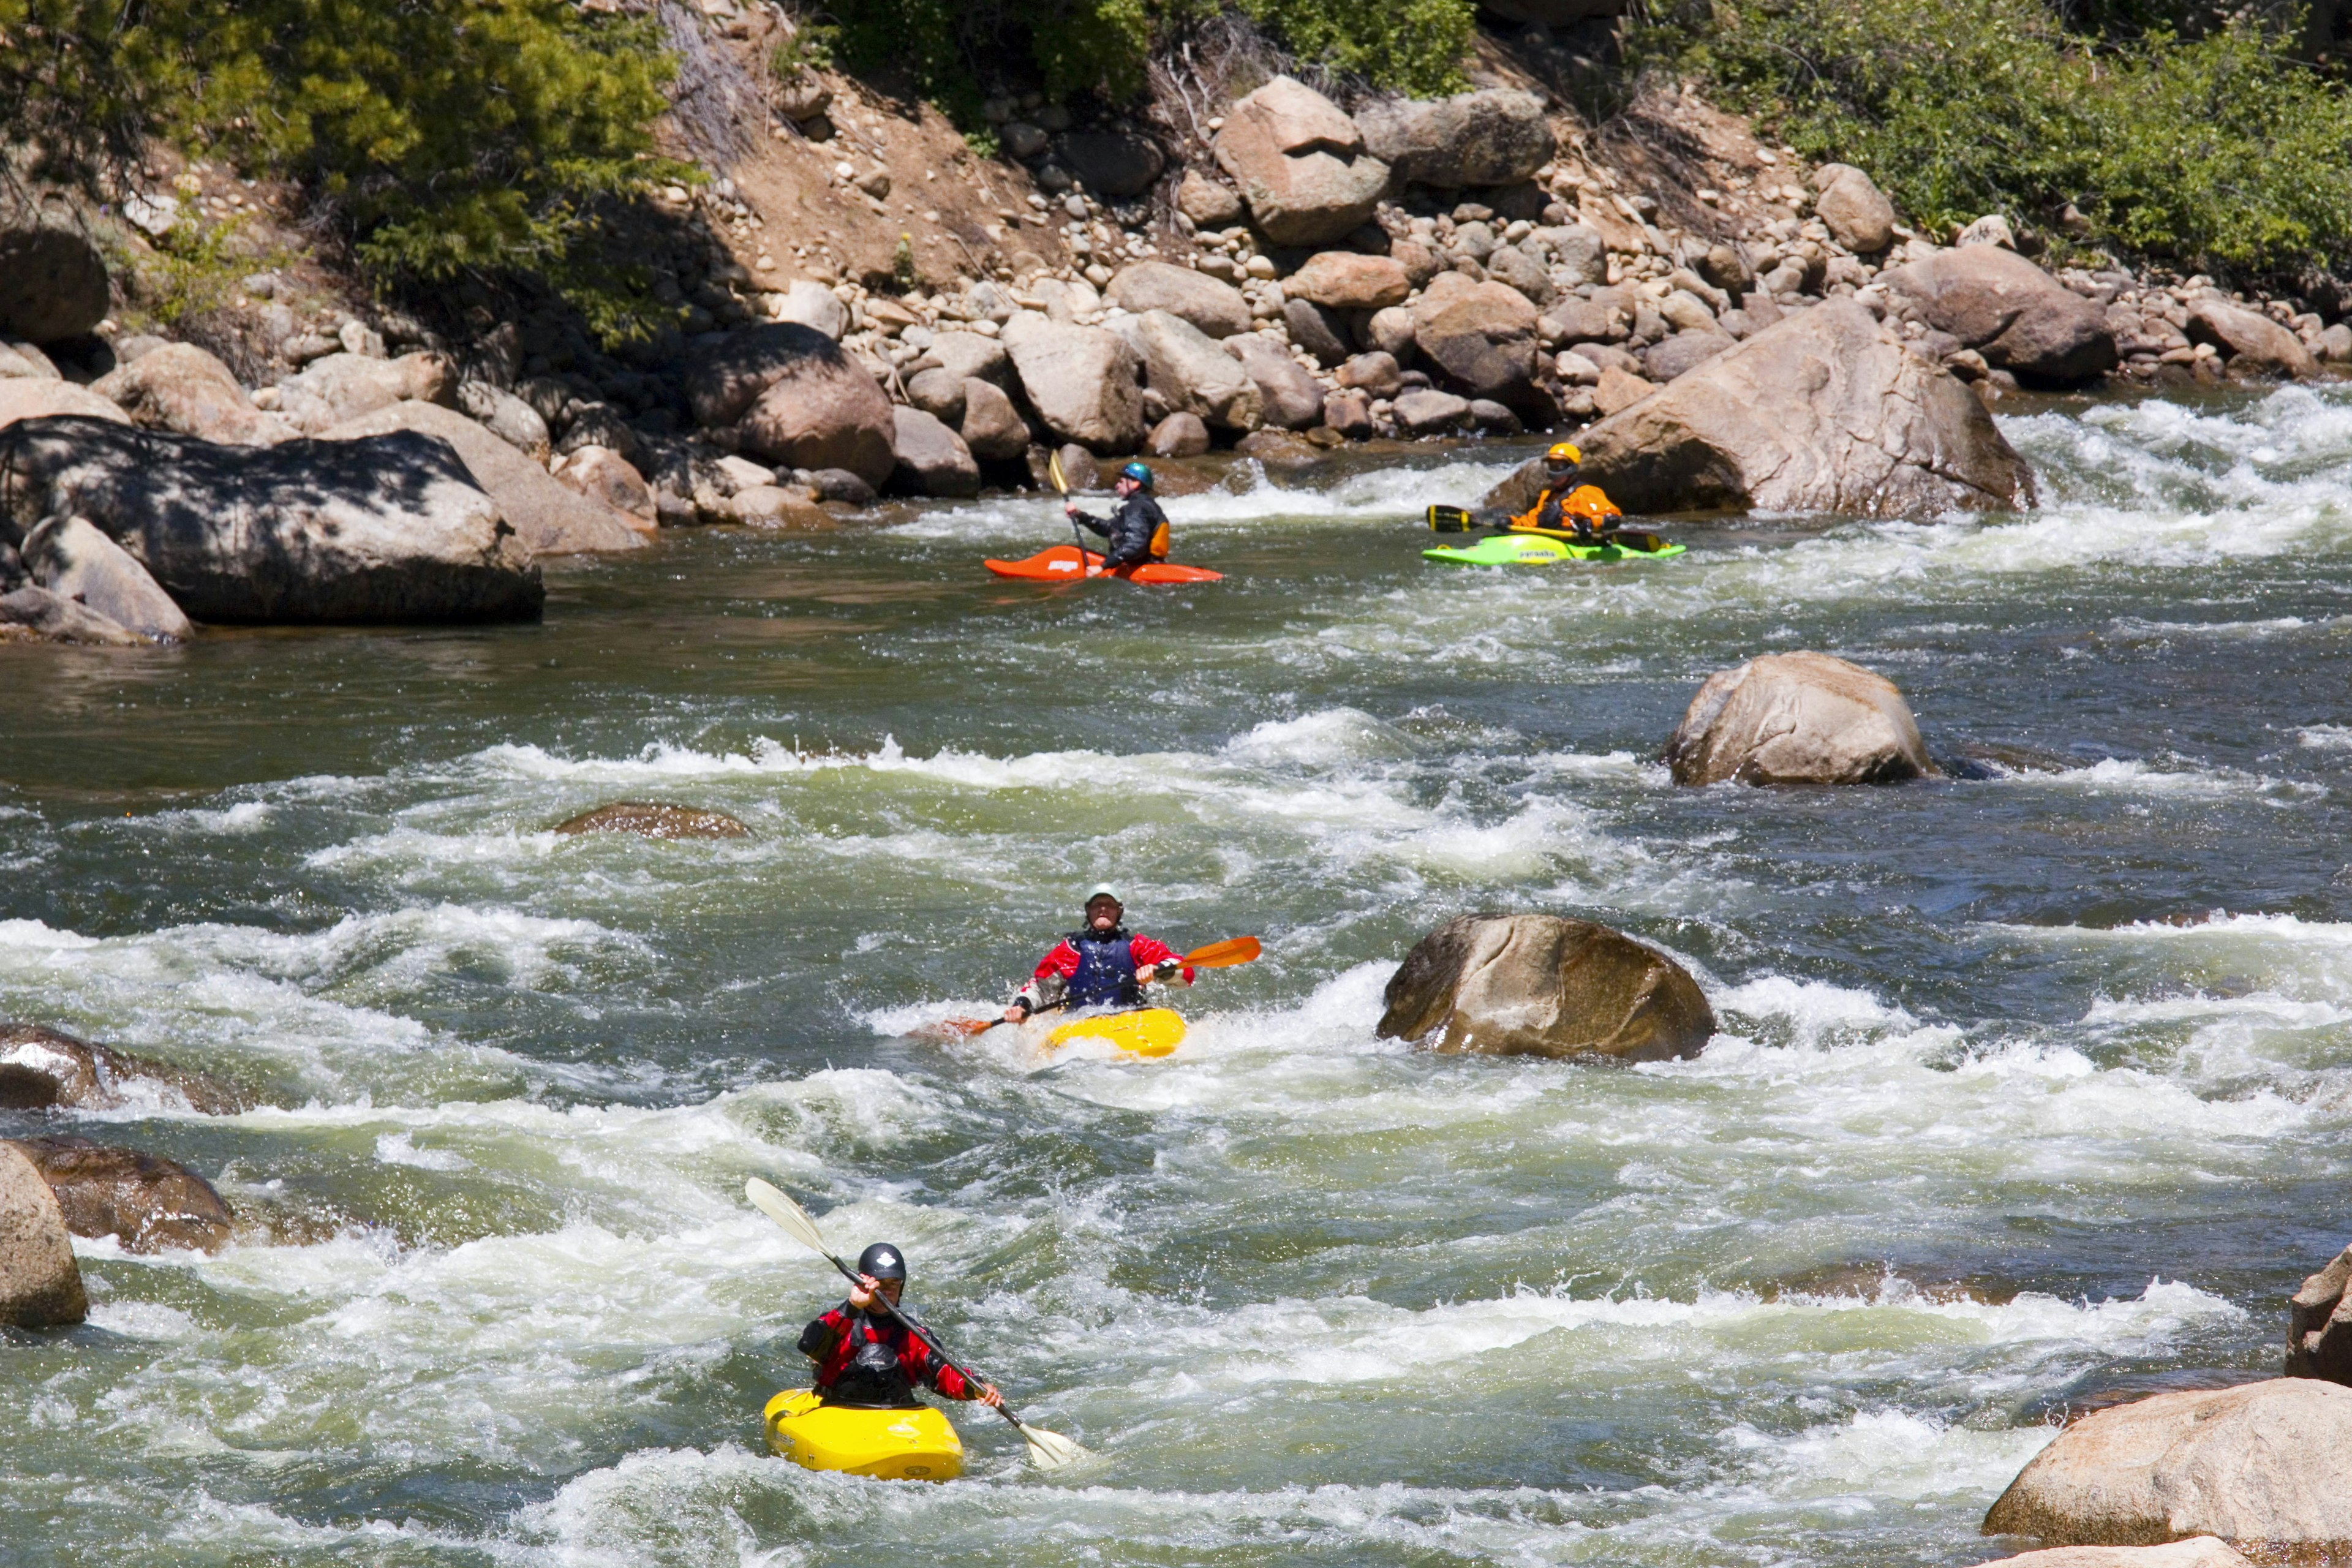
1105,263,1251,339
684,323,897,486
1978,1540,2255,1568
1668,652,1936,786
1376,913,1716,1061
20,515,192,639
1136,310,1262,432
2287,1238,2352,1384
325,399,649,556
0,227,110,345
91,343,288,445
0,415,543,623
1882,247,2119,384
1213,76,1391,248
1355,89,1554,189
1001,315,1145,453
1482,301,2036,518
0,1140,84,1327
1981,1379,2352,1547
0,1022,244,1113
6,1135,235,1254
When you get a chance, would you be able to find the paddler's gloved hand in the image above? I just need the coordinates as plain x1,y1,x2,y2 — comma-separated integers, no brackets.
976,1383,1004,1408
1001,998,1033,1023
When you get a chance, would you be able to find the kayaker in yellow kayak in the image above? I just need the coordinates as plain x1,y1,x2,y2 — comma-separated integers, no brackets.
797,1242,1004,1411
1001,885,1193,1025
1509,443,1624,541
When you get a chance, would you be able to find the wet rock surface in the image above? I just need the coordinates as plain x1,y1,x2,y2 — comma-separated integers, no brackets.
1376,913,1716,1061
550,802,752,839
6,1135,236,1254
1981,1379,2352,1546
1667,652,1937,786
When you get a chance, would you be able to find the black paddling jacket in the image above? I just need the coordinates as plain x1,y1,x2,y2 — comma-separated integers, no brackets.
1072,492,1168,567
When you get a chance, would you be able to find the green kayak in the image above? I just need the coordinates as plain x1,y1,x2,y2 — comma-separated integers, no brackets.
1422,530,1687,567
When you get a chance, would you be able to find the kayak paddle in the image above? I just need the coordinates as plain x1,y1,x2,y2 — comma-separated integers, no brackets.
933,937,1263,1037
1428,503,1478,533
744,1177,1094,1471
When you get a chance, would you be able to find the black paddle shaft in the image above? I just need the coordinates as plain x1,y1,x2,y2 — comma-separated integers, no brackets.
816,1250,1032,1434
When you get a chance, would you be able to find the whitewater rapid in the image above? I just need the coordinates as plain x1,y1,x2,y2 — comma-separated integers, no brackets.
4,385,2351,1567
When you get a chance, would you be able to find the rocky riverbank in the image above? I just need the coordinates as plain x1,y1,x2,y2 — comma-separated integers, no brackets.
3,4,2348,642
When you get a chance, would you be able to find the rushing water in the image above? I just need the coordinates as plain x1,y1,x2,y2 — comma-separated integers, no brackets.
6,385,2352,1568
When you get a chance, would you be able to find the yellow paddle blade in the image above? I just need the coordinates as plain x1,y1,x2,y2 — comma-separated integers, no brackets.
1047,449,1069,495
1182,936,1261,968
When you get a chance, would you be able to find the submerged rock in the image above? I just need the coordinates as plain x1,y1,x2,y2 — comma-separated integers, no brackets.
1376,913,1715,1061
0,1022,245,1113
7,1135,235,1254
551,802,752,839
1667,652,1936,786
0,415,543,624
0,583,144,645
2288,1238,2352,1384
1981,1379,2352,1546
0,1140,85,1327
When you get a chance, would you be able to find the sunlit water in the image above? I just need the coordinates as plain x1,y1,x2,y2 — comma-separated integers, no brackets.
6,386,2352,1567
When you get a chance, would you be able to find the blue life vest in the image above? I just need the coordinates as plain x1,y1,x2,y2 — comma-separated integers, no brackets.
1065,928,1139,1007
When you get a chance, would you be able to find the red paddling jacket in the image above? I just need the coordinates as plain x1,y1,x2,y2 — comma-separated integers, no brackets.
799,1303,977,1408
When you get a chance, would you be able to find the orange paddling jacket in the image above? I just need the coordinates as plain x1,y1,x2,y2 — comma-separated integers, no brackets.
1511,484,1622,535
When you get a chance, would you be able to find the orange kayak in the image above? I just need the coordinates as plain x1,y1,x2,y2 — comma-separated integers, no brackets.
984,545,1223,584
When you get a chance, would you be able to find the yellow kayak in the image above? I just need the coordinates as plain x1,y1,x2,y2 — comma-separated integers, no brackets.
1044,1007,1186,1057
763,1389,964,1480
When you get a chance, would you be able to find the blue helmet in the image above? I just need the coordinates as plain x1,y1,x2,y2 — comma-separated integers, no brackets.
1118,461,1155,490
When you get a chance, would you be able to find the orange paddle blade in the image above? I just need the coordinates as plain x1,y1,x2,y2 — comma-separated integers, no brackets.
940,1016,1002,1036
1183,937,1261,968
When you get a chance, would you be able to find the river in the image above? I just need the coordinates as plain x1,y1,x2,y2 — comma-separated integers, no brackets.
4,385,2350,1567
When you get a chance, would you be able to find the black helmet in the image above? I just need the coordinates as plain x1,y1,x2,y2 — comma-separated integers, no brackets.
857,1242,908,1281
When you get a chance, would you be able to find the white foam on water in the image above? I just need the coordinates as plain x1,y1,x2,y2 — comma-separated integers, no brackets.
2003,757,2323,802
2299,723,2352,750
881,453,1526,543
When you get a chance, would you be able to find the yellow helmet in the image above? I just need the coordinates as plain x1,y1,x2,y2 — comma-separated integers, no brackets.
1545,442,1581,465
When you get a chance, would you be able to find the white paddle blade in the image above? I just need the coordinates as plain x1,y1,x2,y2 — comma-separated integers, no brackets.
1019,1420,1094,1471
744,1177,831,1259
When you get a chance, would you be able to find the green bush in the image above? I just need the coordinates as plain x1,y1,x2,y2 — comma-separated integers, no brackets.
1,0,687,339
1658,0,2352,276
827,0,1474,122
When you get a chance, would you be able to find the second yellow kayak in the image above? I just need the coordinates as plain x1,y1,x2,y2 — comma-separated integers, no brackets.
763,1389,963,1480
1044,1007,1186,1058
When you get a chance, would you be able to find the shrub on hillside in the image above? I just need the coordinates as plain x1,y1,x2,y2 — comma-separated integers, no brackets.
827,0,1475,119
1659,0,2352,277
1,0,686,339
